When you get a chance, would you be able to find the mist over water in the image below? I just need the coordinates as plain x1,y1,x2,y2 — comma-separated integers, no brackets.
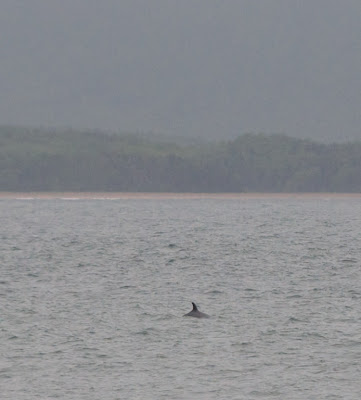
1,196,361,399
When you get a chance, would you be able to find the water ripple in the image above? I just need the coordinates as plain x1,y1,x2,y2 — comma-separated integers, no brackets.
1,197,361,399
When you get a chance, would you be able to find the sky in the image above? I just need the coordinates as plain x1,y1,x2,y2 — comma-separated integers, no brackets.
1,0,360,142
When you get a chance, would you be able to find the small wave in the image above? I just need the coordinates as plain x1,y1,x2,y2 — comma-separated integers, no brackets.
348,289,361,297
232,341,251,347
134,327,157,335
333,339,361,348
76,262,87,268
301,332,327,339
287,316,305,323
205,289,223,294
155,313,175,321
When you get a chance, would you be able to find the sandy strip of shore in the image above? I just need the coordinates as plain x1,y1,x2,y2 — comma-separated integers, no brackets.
0,192,361,200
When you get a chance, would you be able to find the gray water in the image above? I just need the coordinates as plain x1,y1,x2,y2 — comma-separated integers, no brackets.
1,197,361,399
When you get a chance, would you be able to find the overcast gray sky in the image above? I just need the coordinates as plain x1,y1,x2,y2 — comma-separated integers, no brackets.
1,0,360,141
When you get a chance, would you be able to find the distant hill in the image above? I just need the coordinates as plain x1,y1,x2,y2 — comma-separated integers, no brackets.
0,126,360,192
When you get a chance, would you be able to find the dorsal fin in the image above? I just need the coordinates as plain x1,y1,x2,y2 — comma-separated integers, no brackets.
192,302,198,311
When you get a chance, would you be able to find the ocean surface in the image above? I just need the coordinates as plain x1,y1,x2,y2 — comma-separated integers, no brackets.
1,195,361,399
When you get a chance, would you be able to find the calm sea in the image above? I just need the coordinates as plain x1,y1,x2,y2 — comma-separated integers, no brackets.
1,196,361,399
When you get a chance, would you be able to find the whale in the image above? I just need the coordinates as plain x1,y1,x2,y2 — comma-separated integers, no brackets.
184,302,210,318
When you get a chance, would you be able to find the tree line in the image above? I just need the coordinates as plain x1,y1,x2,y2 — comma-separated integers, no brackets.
0,126,360,192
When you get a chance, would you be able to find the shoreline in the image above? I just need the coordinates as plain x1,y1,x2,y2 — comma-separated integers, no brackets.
1,192,361,200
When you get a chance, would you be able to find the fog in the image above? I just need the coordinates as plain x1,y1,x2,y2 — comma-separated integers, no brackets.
1,0,360,142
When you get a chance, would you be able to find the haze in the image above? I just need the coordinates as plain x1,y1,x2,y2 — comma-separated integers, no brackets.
1,0,360,142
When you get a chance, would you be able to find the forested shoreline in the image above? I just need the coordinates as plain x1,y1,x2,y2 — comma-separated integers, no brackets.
1,126,360,192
